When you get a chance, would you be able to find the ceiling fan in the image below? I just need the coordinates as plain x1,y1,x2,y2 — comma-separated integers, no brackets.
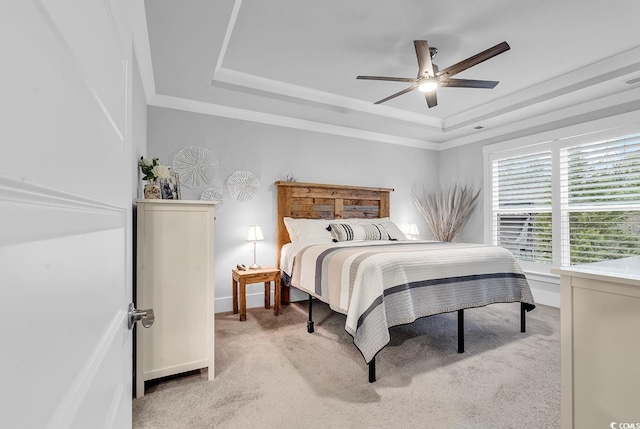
357,40,510,108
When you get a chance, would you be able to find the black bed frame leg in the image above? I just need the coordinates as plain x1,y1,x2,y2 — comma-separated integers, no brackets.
521,302,526,333
368,357,376,383
307,294,314,333
458,309,464,353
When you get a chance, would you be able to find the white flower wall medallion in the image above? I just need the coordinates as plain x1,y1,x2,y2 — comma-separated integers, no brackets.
227,171,259,202
173,146,219,188
200,187,225,208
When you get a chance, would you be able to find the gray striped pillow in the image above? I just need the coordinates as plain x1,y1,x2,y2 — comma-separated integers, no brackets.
328,223,391,242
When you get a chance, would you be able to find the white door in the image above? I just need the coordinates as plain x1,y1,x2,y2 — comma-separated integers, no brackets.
0,1,134,428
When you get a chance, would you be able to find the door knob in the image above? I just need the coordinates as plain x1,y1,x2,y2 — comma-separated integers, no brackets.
128,303,155,330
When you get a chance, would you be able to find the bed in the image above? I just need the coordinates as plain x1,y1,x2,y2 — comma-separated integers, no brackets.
275,181,536,382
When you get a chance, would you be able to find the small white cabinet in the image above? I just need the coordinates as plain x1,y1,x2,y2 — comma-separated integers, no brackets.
135,199,216,397
553,257,640,429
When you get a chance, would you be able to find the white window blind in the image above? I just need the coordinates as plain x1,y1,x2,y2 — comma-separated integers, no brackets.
491,151,553,263
561,136,640,265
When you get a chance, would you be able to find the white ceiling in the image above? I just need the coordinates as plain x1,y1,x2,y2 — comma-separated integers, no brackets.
139,0,640,150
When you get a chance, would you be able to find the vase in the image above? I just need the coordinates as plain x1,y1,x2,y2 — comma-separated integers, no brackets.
144,183,161,199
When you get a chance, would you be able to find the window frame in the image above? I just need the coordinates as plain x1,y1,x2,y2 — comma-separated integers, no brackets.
483,123,640,277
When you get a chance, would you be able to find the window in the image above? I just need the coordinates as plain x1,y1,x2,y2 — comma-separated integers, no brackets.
561,137,640,265
491,151,553,263
487,133,640,270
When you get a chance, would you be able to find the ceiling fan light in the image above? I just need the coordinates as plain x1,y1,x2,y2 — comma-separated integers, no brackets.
418,81,438,92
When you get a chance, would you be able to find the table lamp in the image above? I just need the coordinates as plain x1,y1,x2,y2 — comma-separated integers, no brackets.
246,224,265,269
406,223,419,240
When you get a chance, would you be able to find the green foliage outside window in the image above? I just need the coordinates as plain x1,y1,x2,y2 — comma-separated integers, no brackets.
567,142,640,264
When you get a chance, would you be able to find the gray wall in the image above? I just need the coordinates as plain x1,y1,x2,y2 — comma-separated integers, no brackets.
147,106,439,311
132,55,147,198
437,141,485,244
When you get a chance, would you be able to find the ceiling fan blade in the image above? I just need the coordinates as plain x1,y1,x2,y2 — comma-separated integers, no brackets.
425,91,437,108
440,78,499,89
373,84,419,104
356,75,418,83
436,41,510,79
414,40,435,78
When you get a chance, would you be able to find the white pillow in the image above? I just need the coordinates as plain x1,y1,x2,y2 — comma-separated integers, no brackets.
283,217,333,243
283,217,407,243
283,217,300,242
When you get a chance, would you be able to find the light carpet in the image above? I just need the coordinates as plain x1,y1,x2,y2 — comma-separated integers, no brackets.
133,300,560,429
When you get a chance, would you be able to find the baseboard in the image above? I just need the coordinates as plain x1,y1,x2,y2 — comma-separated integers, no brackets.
530,287,560,308
215,291,278,313
529,282,561,308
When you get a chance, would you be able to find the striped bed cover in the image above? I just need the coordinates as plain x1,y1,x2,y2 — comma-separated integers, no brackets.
287,240,536,363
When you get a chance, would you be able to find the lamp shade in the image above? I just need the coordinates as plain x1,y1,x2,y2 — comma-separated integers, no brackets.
245,225,264,242
407,223,419,236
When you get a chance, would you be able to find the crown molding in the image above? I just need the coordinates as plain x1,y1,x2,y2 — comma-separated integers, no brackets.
444,45,640,132
149,94,440,150
211,68,444,130
440,87,640,151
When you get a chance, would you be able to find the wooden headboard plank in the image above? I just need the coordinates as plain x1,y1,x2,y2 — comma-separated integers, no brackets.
334,198,344,219
380,192,390,218
277,181,393,193
276,184,292,248
289,188,385,200
275,181,394,269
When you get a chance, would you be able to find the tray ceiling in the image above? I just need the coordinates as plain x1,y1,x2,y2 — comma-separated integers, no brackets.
140,0,640,149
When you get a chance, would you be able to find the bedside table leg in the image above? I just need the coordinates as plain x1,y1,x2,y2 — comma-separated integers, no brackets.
274,280,281,316
239,281,247,321
232,279,238,314
264,281,271,309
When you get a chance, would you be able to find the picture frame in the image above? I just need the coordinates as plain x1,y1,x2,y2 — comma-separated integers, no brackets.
160,171,181,200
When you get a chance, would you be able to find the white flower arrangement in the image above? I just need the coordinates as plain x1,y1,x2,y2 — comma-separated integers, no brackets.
138,157,171,183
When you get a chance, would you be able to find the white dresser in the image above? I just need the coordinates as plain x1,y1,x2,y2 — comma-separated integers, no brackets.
553,257,640,429
135,199,216,397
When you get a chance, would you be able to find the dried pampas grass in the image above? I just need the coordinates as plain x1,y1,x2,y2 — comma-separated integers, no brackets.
412,184,480,242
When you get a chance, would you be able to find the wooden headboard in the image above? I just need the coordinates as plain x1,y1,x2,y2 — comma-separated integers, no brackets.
275,181,394,268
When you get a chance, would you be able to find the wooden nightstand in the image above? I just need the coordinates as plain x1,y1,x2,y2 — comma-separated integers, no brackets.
232,267,281,321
